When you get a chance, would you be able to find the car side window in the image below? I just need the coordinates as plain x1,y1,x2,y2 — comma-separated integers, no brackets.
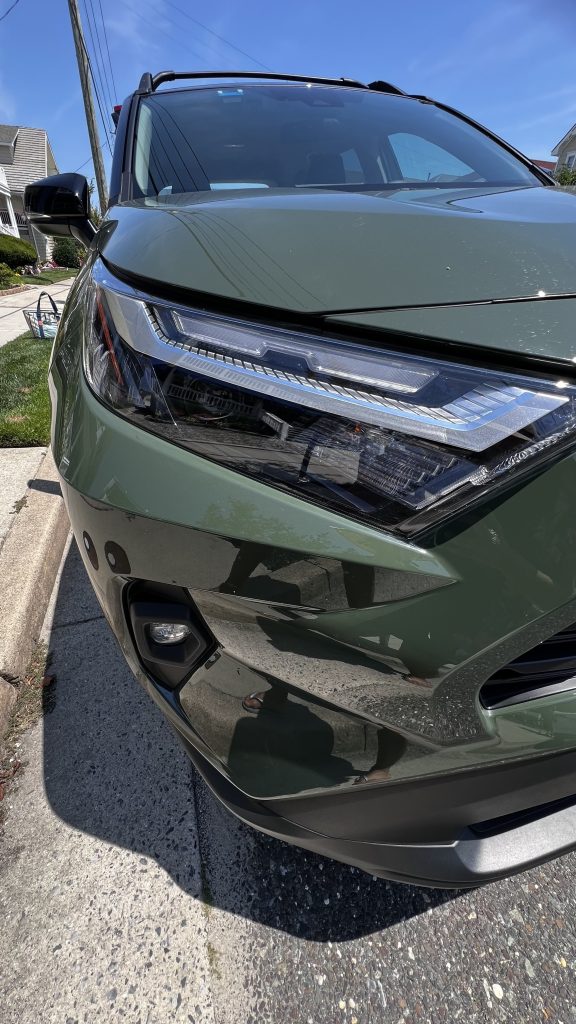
388,132,478,182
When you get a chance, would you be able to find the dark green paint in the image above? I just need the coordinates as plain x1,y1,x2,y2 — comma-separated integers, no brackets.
51,317,576,794
331,299,576,364
99,185,576,316
44,171,576,804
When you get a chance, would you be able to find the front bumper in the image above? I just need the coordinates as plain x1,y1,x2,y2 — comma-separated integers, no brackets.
51,342,576,885
176,729,576,887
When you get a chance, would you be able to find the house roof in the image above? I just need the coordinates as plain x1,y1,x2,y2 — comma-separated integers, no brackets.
552,123,576,156
0,125,18,146
0,124,58,194
531,159,556,172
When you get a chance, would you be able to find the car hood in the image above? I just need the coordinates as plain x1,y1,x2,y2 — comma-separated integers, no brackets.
99,185,576,360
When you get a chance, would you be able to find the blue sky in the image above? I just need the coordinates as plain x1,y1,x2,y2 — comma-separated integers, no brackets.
0,0,574,193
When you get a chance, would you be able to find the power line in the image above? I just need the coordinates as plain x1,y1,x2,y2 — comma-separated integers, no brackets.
83,0,114,115
75,154,96,172
69,0,114,158
0,0,21,22
85,0,113,110
117,0,225,69
97,0,118,102
163,0,271,71
119,0,271,73
84,47,114,155
68,0,109,209
88,0,116,109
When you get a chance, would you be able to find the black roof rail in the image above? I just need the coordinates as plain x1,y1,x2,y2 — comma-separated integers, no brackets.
137,72,153,93
138,70,404,95
368,80,406,96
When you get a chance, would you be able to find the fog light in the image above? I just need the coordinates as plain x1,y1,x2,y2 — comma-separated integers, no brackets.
129,589,215,689
149,622,192,645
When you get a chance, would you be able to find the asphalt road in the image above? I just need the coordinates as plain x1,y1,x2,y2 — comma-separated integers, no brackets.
1,541,576,1024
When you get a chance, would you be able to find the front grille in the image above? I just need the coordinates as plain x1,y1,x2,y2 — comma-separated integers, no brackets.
480,623,576,710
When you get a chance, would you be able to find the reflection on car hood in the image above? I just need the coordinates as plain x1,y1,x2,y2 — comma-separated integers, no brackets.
99,185,576,319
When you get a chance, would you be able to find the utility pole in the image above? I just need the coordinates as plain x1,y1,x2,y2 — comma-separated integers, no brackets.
67,0,109,212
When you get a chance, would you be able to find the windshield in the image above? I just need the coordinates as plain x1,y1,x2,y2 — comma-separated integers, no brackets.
133,83,540,197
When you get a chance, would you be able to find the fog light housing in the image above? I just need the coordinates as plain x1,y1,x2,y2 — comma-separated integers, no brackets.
128,588,215,690
149,621,193,645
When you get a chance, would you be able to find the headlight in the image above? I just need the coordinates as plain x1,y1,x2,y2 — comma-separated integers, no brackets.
83,262,576,535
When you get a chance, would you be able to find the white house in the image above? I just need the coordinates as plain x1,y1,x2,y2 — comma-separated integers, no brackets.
0,124,59,259
552,123,576,171
0,165,18,238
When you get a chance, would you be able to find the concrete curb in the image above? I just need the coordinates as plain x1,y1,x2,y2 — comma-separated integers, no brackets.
0,449,70,750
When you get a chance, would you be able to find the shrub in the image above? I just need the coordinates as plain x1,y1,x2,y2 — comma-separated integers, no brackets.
0,262,19,288
53,237,84,268
555,166,576,186
0,234,36,270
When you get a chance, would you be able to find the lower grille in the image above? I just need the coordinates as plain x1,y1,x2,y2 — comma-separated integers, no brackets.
480,623,576,710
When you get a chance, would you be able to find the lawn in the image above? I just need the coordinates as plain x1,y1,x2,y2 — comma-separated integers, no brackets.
19,269,77,286
0,331,52,447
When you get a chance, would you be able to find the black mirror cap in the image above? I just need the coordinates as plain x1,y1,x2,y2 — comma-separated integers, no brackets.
24,173,96,247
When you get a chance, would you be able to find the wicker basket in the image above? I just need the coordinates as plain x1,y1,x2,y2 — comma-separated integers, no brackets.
23,291,63,339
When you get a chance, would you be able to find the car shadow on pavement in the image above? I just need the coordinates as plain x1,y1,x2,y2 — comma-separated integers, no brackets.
42,543,460,943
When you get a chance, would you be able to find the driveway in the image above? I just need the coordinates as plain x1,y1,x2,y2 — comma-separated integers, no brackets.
1,541,575,1023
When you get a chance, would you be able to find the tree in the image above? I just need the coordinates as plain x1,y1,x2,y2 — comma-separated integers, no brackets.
87,178,102,227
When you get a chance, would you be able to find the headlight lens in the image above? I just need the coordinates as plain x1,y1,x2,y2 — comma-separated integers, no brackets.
83,264,576,535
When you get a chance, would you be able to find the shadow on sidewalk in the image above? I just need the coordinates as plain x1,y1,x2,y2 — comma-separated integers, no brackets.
43,542,459,943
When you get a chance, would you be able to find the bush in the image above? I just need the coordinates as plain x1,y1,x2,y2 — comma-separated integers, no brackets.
0,234,36,270
555,165,576,186
53,237,84,268
0,262,19,288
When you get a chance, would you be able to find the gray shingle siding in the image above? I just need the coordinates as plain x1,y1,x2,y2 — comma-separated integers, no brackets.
0,124,58,195
0,124,59,259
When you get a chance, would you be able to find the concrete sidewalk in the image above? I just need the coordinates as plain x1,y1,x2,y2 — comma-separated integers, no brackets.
0,277,75,349
0,447,47,553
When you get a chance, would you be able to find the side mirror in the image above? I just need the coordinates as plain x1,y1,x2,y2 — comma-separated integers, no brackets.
24,173,96,247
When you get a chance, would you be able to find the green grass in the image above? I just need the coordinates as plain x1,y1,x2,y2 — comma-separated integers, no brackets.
19,269,77,286
0,331,52,447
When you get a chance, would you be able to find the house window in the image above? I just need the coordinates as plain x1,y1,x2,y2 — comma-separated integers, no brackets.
566,153,575,169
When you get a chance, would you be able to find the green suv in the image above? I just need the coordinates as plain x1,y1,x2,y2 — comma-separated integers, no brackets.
25,71,576,887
